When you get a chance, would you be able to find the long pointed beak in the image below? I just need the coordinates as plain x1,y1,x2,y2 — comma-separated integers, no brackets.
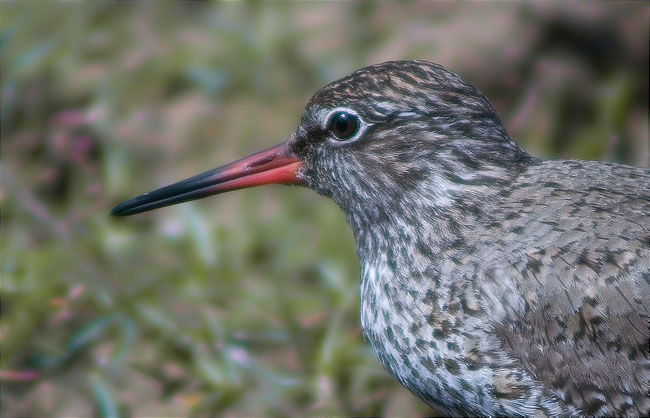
111,141,302,216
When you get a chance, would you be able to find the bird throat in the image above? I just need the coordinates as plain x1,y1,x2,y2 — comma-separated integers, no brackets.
349,165,522,414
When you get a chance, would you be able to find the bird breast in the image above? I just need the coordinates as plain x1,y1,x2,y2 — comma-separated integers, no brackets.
359,256,572,416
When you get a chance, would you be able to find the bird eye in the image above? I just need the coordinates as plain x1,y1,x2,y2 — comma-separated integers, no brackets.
329,112,359,140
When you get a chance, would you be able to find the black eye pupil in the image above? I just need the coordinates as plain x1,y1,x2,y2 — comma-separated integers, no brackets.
335,117,349,133
330,112,359,140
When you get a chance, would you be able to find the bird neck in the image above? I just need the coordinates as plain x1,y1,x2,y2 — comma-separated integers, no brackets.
348,155,527,414
351,179,495,413
337,137,537,413
345,146,533,261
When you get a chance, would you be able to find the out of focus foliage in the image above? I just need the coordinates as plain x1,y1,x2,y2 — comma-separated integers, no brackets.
1,2,647,416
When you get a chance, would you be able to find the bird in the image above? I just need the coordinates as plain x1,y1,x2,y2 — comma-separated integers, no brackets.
111,60,650,416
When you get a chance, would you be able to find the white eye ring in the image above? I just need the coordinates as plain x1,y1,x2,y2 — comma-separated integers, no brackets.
322,108,368,146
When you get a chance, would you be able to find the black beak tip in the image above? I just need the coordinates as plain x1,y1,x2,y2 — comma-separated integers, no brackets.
110,205,126,217
110,200,135,217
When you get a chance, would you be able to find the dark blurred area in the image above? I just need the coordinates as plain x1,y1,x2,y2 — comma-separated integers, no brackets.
1,2,648,416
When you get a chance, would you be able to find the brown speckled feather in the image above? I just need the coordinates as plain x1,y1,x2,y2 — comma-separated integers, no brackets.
486,161,650,415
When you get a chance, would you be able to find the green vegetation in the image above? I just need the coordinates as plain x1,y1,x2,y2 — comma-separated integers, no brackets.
2,2,647,416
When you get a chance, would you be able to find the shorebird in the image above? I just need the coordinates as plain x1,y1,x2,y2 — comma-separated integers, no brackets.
112,60,650,416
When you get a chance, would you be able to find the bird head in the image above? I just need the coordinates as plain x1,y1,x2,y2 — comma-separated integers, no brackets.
111,60,531,225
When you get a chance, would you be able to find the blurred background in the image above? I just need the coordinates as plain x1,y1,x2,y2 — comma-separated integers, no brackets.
2,2,648,416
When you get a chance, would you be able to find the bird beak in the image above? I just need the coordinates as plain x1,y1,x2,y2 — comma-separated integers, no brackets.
111,141,302,216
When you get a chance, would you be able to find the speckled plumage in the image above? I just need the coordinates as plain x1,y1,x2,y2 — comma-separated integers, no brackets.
115,60,650,415
288,61,650,415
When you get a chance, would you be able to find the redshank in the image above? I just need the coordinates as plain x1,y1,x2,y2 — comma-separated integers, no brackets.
112,60,650,416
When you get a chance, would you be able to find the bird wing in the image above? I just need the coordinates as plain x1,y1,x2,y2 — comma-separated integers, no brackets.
487,161,650,415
